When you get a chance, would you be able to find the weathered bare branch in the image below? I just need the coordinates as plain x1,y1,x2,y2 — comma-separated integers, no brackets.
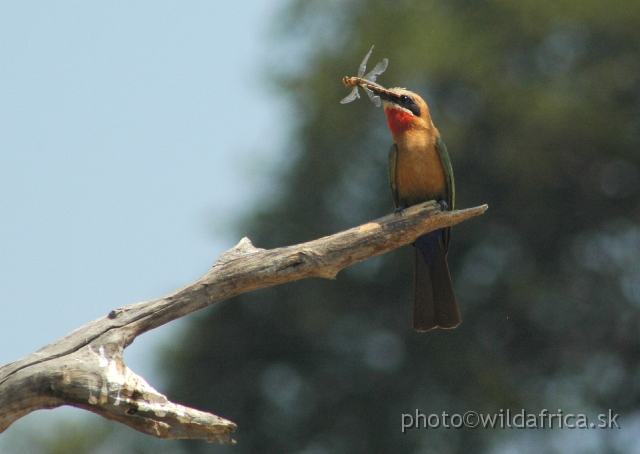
0,201,487,444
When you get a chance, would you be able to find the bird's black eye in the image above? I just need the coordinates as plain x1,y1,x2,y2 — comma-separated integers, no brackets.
398,94,420,116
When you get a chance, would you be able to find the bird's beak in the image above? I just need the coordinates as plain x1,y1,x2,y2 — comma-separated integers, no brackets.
366,85,402,105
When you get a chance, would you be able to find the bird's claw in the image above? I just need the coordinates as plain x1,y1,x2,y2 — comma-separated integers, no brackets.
438,200,449,211
395,205,407,216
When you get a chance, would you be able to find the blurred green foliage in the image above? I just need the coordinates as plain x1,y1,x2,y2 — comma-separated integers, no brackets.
160,0,640,452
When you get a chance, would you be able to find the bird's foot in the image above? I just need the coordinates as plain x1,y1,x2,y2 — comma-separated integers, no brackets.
395,205,408,216
437,200,449,211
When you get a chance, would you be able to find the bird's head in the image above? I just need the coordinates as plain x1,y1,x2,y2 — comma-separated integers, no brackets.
366,86,436,142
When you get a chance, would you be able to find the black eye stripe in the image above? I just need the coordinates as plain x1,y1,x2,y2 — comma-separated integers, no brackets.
399,95,421,117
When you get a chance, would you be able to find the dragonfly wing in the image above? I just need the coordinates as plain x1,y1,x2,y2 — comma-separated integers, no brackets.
340,87,360,104
358,46,375,77
364,86,381,107
365,58,388,83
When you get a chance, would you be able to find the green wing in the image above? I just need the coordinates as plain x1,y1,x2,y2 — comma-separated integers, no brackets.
436,137,455,250
435,137,454,211
388,143,399,208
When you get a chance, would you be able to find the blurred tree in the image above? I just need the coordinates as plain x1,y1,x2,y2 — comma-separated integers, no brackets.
162,0,640,452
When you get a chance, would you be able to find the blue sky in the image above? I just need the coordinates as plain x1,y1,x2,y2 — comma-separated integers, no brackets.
0,1,290,399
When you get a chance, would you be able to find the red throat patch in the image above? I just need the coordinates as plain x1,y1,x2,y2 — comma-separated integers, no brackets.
384,107,414,137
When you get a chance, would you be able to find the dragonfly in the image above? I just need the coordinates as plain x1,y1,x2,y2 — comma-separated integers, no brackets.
340,46,389,107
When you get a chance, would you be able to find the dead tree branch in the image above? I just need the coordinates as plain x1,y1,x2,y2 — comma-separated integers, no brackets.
0,201,487,444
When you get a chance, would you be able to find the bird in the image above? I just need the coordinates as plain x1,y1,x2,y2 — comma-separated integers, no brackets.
365,85,461,331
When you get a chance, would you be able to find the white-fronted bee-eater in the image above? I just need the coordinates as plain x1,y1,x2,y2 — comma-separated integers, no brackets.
342,52,460,331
